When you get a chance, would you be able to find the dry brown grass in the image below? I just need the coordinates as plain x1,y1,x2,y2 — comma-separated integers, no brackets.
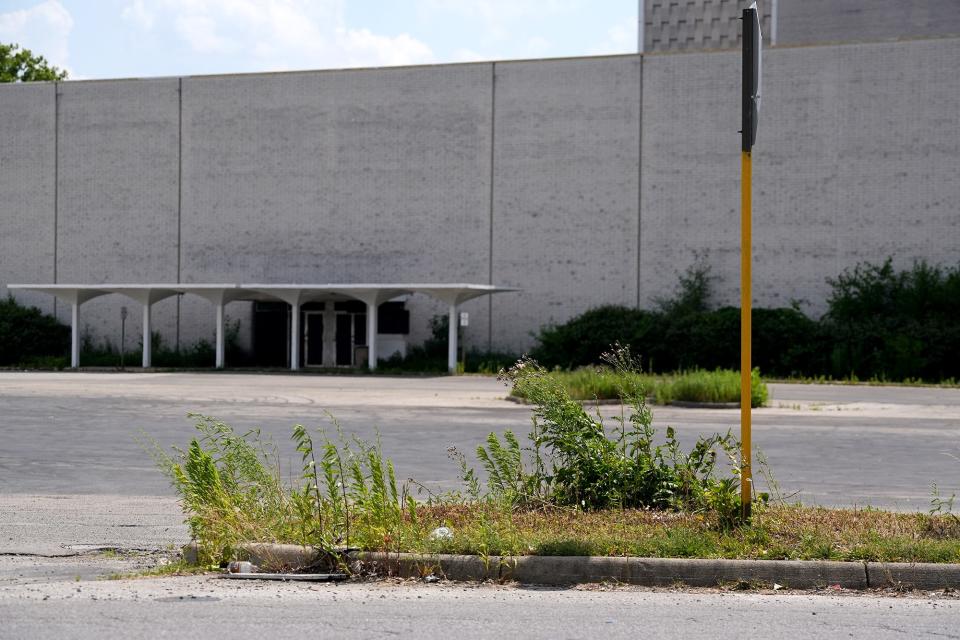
381,503,960,563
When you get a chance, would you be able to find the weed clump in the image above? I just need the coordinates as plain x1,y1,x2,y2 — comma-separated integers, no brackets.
150,414,416,566
510,365,768,407
482,348,743,525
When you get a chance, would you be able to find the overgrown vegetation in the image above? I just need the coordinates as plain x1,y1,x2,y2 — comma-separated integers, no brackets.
530,267,825,376
78,320,246,368
150,413,417,566
482,350,744,523
152,351,960,568
0,296,69,366
378,314,518,374
509,365,767,407
824,259,960,381
153,349,761,566
531,259,960,383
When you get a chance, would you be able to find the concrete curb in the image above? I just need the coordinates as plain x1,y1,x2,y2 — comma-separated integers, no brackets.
868,562,960,590
666,400,741,409
504,396,741,409
183,543,960,589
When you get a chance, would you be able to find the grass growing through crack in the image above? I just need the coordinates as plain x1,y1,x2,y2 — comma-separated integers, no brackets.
105,559,210,580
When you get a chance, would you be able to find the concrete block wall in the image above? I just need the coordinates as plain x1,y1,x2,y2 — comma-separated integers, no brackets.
640,37,960,318
179,64,493,349
643,0,960,53
1,36,957,359
492,56,641,352
0,83,55,315
53,78,181,350
644,0,773,52
778,0,960,46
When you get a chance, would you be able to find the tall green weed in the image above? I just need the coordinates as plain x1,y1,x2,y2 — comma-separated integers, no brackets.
478,348,746,525
150,413,414,565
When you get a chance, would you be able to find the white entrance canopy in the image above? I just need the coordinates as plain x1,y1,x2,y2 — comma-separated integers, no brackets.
8,283,518,372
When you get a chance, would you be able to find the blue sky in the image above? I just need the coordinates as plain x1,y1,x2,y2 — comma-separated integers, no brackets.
0,0,639,80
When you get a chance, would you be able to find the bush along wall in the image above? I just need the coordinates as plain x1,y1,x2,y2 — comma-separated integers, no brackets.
823,259,960,381
530,260,958,383
0,296,69,367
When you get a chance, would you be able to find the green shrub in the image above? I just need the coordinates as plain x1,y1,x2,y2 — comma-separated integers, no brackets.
752,307,829,377
530,260,959,383
79,321,243,368
824,259,960,381
530,305,660,370
0,296,69,366
482,349,745,524
529,267,822,377
378,313,519,374
510,365,767,408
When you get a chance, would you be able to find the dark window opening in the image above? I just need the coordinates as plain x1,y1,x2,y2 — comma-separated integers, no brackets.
378,301,409,334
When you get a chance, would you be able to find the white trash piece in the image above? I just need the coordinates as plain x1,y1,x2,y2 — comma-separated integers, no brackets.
227,561,257,574
429,526,453,541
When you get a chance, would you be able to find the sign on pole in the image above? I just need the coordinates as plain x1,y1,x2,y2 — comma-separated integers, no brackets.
742,2,762,152
740,1,762,520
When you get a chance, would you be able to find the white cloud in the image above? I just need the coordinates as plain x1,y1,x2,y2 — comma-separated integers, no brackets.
124,0,435,71
525,36,551,57
589,16,638,55
175,13,238,54
122,0,155,30
451,48,487,63
422,0,581,22
0,0,74,71
421,0,580,42
336,28,433,67
416,0,582,61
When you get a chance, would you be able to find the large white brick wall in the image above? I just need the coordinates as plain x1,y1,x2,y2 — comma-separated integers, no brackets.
641,38,960,318
52,79,181,348
1,37,957,355
642,0,960,52
492,56,641,351
0,83,55,314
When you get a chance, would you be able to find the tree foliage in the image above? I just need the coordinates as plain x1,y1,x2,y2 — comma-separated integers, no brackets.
0,43,67,82
0,296,69,365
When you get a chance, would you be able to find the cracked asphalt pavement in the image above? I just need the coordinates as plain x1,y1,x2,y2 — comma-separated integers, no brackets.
1,372,958,638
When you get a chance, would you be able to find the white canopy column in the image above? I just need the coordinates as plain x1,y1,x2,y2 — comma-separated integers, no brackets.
447,303,458,373
10,282,519,373
179,286,248,368
103,287,179,368
7,285,110,368
418,286,491,374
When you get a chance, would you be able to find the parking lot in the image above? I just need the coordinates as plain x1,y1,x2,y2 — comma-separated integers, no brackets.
1,371,958,550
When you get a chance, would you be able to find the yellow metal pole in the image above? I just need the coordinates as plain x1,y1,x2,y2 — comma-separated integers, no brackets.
740,150,753,520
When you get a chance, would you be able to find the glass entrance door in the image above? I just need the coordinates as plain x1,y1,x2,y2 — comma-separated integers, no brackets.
335,313,353,366
304,312,324,366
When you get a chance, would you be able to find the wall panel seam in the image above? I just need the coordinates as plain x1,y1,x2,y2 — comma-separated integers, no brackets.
636,54,644,308
487,62,496,351
176,77,183,349
52,83,59,318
